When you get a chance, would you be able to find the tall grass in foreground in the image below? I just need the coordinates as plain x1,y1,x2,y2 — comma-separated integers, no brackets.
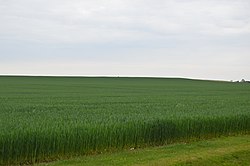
1,115,249,165
0,76,250,165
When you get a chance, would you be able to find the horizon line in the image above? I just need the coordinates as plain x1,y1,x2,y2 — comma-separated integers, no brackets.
0,74,232,82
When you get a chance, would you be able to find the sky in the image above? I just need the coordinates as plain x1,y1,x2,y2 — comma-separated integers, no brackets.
0,0,250,80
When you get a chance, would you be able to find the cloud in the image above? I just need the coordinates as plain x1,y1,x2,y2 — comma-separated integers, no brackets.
1,0,250,43
0,0,250,80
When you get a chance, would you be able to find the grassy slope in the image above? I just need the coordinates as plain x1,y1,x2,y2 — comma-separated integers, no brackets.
38,135,250,166
0,76,250,164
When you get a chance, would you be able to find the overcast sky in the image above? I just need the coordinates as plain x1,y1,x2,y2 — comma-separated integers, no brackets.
0,0,250,80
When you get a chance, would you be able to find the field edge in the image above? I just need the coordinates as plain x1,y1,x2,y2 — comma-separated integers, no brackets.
37,134,250,166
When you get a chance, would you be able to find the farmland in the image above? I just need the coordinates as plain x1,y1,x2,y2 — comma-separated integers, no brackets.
0,76,250,165
38,135,250,166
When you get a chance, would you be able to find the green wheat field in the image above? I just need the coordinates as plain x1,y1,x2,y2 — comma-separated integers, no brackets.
0,76,249,165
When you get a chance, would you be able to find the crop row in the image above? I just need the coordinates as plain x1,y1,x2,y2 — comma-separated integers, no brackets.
1,114,249,165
